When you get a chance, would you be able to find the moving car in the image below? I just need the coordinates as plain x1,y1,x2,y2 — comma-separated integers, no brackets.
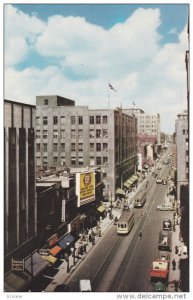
79,279,92,292
153,281,167,292
157,203,175,211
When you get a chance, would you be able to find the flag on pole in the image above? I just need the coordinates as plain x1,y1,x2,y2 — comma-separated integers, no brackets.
108,82,117,92
133,101,136,106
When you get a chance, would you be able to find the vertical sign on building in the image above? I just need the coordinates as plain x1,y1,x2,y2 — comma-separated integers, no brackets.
61,199,66,222
76,172,95,207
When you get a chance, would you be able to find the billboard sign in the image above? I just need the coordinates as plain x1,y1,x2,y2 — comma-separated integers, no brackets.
76,172,95,207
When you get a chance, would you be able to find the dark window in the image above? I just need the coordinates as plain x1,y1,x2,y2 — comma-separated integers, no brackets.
96,116,101,124
71,143,76,151
96,157,101,165
53,116,58,125
103,116,108,124
96,129,101,138
44,99,48,105
53,143,57,152
96,143,101,151
78,116,83,124
43,116,47,125
36,143,40,151
90,116,94,124
71,116,76,125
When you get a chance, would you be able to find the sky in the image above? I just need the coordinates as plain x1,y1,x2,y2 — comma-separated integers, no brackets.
3,2,189,133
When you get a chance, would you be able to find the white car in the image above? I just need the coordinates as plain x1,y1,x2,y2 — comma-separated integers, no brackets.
79,279,92,292
157,203,175,211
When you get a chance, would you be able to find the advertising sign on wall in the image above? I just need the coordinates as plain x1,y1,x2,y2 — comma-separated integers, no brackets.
76,172,95,207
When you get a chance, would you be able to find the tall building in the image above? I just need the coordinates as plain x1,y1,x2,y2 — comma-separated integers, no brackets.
36,95,138,201
4,100,36,264
175,112,188,200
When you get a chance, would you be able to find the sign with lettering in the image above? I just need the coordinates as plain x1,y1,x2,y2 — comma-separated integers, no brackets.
38,249,50,256
11,258,24,271
76,172,95,207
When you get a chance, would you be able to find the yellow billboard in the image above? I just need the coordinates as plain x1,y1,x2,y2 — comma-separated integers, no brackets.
76,172,95,206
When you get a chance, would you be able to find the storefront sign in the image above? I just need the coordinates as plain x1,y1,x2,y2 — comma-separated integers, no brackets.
11,259,24,272
38,249,50,256
47,233,58,247
61,199,66,222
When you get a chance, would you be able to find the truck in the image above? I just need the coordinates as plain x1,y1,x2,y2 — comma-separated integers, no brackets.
149,259,169,282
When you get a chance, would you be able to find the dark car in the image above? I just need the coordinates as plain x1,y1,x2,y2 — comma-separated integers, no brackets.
54,284,69,292
154,281,166,292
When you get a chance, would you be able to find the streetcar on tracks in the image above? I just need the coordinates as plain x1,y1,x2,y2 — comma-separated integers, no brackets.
117,210,134,235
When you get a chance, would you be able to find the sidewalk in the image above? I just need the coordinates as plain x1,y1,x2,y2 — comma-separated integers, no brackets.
44,208,122,292
167,214,184,292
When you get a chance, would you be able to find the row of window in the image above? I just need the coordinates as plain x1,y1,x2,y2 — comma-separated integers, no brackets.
36,156,108,166
36,142,109,152
36,129,108,139
36,115,108,126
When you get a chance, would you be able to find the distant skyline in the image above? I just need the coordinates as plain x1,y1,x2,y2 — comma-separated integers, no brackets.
4,3,189,133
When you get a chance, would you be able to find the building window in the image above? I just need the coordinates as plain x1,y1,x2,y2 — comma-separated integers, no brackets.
103,143,108,151
61,130,65,139
79,157,83,165
71,116,76,125
53,143,58,152
96,116,101,124
78,130,83,139
53,130,58,139
61,157,66,165
89,130,94,138
71,143,76,152
90,157,95,166
53,157,58,164
79,143,83,152
90,116,94,124
61,143,65,151
53,116,58,125
36,117,41,125
103,129,108,138
96,143,101,151
36,143,40,151
71,130,76,139
43,143,47,152
43,157,48,164
78,116,83,125
43,130,48,139
96,157,101,165
44,99,48,105
60,116,65,124
103,157,108,165
103,115,108,124
90,143,94,151
36,130,41,139
71,157,76,165
43,116,48,125
96,129,101,138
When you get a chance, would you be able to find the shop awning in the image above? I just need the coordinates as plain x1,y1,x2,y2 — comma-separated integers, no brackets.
4,271,32,292
42,255,57,264
116,188,126,196
97,206,106,213
49,245,62,257
58,234,74,250
124,182,131,189
25,251,49,277
131,175,138,182
127,179,134,185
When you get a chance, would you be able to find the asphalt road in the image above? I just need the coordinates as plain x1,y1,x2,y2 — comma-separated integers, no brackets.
66,160,174,292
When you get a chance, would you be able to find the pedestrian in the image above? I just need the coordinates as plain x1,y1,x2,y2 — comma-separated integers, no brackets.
175,245,179,254
139,231,143,239
172,259,176,270
174,280,179,292
89,234,92,243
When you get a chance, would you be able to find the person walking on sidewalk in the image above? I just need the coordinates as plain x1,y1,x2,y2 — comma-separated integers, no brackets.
172,259,176,270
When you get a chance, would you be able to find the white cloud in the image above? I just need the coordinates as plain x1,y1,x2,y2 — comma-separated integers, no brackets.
4,5,188,133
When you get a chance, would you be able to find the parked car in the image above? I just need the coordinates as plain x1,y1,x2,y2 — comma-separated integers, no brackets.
156,177,163,184
157,203,175,211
